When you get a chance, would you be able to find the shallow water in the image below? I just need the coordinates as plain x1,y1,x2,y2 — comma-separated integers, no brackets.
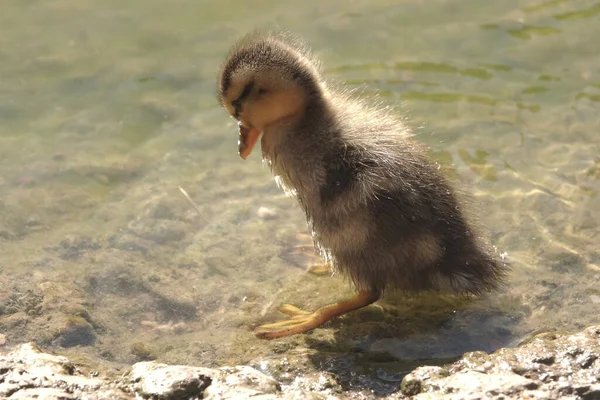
1,0,599,395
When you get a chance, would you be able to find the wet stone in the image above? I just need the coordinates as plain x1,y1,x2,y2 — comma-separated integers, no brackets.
149,203,177,220
128,219,187,245
139,226,186,245
548,251,586,273
400,326,600,399
8,388,79,400
0,312,29,330
130,342,156,362
257,206,278,220
2,325,600,399
2,289,43,316
130,362,282,399
52,315,97,348
0,343,128,399
48,236,101,261
107,235,149,254
38,281,87,314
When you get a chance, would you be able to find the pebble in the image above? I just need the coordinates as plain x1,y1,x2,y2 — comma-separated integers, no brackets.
257,206,277,220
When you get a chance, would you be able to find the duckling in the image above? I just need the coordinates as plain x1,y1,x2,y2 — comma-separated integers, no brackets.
217,31,507,340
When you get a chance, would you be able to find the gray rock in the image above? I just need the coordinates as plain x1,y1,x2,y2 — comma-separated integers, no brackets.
7,387,78,400
2,326,600,399
0,342,130,399
404,369,538,399
213,365,281,397
0,344,329,399
130,361,282,399
400,325,600,399
131,362,214,399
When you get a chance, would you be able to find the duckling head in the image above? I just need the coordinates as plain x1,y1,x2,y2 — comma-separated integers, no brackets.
217,32,325,159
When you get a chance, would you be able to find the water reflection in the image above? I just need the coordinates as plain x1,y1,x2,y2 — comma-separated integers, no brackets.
523,0,574,13
554,3,600,20
401,91,498,105
507,25,562,40
329,61,494,80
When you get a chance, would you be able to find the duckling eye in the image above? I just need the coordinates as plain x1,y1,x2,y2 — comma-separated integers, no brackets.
258,88,268,95
231,81,254,117
231,99,242,115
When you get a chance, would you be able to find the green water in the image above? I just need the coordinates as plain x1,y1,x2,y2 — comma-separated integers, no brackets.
1,0,599,395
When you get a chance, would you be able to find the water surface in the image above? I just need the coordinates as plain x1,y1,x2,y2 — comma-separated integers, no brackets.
0,0,599,395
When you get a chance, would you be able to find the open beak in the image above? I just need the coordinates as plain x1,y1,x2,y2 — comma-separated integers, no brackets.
238,122,261,159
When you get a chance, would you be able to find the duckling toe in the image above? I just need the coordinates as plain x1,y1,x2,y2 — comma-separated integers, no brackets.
278,304,312,315
255,291,380,339
255,314,320,339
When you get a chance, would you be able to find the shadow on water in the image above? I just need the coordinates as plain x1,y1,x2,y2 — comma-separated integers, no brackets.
250,275,528,396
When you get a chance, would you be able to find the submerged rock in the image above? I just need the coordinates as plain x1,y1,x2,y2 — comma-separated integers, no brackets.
52,315,97,347
130,342,156,362
1,326,599,399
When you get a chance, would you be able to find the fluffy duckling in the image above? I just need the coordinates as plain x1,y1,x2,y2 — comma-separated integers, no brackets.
217,32,507,340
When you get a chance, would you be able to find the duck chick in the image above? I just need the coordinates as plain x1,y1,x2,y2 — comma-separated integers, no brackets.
217,32,507,340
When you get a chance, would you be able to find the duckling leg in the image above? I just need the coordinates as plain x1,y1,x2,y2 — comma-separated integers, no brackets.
289,232,332,275
255,290,380,339
288,245,331,275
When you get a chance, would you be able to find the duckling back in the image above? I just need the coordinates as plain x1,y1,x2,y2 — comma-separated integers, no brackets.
303,103,507,296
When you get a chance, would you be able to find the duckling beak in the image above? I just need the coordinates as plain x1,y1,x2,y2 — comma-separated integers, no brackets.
238,122,261,159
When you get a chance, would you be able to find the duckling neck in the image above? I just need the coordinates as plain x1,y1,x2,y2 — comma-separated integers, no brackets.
262,96,337,203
